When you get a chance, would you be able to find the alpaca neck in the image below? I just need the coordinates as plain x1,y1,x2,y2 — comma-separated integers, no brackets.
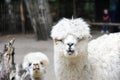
67,54,88,68
56,50,88,65
57,53,89,80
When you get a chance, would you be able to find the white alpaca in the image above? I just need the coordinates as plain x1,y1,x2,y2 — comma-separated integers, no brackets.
22,52,49,80
51,18,120,80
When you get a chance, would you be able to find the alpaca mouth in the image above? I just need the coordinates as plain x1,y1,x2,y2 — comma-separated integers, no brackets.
67,50,74,55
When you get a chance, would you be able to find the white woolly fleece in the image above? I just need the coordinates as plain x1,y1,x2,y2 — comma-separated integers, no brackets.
51,17,120,80
88,33,120,80
51,18,91,40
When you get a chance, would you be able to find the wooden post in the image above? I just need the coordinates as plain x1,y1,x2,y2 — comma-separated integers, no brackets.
20,0,25,34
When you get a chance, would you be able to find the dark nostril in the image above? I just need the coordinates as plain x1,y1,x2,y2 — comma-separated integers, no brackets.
67,43,74,46
71,43,74,45
29,63,32,66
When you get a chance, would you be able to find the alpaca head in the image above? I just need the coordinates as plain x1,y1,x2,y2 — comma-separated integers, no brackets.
28,60,47,79
22,52,49,79
51,18,91,58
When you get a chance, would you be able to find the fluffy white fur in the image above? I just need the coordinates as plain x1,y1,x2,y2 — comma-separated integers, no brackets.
88,33,120,80
22,52,49,80
51,18,90,40
51,18,120,80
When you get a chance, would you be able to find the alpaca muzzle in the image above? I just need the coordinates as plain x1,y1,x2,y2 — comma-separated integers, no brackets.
33,64,40,71
32,63,41,78
67,43,75,55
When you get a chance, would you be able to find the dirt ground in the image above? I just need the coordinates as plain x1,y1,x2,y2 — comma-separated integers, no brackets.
0,31,102,80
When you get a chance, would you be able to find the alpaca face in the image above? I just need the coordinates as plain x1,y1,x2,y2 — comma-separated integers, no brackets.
28,61,46,79
64,35,77,57
55,35,88,58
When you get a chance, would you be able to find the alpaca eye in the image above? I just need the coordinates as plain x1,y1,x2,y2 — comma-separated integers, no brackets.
29,63,32,66
55,39,63,42
40,62,44,65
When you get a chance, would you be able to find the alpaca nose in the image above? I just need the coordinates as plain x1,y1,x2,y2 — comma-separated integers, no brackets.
67,43,74,54
33,64,40,71
67,43,74,47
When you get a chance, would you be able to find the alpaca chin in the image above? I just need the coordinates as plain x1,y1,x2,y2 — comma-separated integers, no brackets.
32,70,41,79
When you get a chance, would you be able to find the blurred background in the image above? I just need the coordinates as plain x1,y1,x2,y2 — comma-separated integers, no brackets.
0,0,120,40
